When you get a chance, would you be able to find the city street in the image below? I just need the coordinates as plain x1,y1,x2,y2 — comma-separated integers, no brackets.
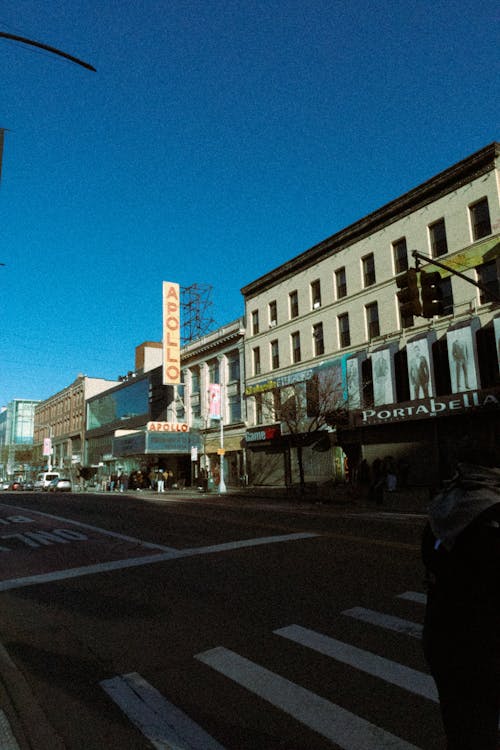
0,490,443,749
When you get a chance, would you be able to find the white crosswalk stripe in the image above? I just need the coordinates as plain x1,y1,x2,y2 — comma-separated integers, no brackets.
398,591,427,604
101,591,434,748
195,646,422,750
101,672,226,750
342,606,423,638
275,624,437,702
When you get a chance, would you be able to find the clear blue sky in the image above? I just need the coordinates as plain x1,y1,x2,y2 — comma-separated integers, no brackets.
0,0,498,406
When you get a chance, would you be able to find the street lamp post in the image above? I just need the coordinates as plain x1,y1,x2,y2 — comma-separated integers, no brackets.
218,413,226,494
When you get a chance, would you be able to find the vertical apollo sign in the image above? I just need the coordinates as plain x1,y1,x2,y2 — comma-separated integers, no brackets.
162,281,181,385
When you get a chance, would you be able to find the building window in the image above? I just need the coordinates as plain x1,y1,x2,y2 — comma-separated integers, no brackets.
338,313,350,348
469,198,492,241
289,290,299,319
291,331,301,363
251,310,259,335
190,367,200,394
311,279,321,309
313,322,324,356
365,302,380,339
429,218,448,257
477,260,499,304
270,339,280,370
392,238,408,274
272,389,281,421
269,300,277,327
440,277,454,315
335,267,347,299
252,347,261,376
228,395,242,424
255,393,263,424
227,352,240,382
362,253,376,287
208,359,219,384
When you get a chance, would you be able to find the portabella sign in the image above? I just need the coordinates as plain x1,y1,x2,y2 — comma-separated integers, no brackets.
356,389,499,426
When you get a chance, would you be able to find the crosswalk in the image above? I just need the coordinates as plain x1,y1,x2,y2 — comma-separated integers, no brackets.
101,590,438,749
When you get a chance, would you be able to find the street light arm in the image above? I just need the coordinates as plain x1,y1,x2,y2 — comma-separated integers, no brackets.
0,31,96,71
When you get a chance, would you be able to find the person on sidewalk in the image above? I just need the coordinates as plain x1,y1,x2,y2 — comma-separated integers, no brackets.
421,448,500,750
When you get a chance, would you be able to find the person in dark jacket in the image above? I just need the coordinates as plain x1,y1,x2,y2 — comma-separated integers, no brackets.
422,455,500,749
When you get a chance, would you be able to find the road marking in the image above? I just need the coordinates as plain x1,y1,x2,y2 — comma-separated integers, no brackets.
0,503,176,551
275,625,437,702
101,672,226,750
195,647,422,750
0,531,317,591
342,607,423,639
398,591,427,605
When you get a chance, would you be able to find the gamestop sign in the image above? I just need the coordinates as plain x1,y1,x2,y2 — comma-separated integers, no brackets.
163,281,181,385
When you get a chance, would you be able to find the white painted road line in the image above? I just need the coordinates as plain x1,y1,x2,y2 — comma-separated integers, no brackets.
342,607,423,639
275,625,438,702
0,532,317,591
101,672,226,750
397,591,427,605
195,647,422,750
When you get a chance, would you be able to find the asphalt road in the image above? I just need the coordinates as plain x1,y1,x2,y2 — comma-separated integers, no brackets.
0,490,444,750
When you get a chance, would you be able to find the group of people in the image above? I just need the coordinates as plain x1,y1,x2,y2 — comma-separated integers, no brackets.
101,468,177,492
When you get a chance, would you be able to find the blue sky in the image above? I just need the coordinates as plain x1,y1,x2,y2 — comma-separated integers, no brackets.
0,0,498,406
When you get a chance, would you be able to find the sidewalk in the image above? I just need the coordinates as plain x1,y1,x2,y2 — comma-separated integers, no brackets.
127,482,432,515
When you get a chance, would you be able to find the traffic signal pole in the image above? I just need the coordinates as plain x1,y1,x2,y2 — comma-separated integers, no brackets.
411,250,500,304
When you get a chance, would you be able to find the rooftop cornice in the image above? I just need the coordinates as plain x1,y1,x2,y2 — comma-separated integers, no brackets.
241,141,500,298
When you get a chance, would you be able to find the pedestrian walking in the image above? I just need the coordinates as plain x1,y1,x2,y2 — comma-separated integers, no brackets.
421,449,500,749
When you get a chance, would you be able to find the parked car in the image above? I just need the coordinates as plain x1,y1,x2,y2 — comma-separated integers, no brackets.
47,477,72,493
0,480,11,491
34,472,61,491
10,481,23,490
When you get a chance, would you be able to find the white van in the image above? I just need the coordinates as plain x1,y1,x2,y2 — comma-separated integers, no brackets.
34,472,61,491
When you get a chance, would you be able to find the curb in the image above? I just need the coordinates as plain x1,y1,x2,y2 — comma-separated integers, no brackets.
0,643,65,750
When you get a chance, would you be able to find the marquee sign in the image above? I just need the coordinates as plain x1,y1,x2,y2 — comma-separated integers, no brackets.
146,422,189,432
162,281,181,385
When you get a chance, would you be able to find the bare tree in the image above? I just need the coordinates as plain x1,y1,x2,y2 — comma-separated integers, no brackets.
262,365,348,493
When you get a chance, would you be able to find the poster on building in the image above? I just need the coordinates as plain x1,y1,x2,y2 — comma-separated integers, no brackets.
446,320,480,394
208,383,221,419
162,281,181,385
494,316,500,374
407,333,436,400
345,352,365,409
370,347,396,406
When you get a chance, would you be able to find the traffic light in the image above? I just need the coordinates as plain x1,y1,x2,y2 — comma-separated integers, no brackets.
396,269,421,319
420,270,444,318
